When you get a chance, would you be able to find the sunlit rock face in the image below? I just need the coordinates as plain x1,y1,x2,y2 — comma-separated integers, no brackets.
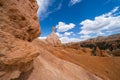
0,0,40,80
0,0,40,41
46,27,62,47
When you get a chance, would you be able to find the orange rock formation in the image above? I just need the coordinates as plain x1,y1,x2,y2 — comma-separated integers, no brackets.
0,0,40,41
46,27,62,47
0,0,40,80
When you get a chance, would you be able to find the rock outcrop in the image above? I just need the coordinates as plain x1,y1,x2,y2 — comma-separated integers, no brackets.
46,27,62,47
80,33,120,50
67,33,120,56
0,0,40,80
0,0,40,41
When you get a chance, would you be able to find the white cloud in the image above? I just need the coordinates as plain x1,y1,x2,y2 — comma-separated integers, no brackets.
60,37,81,43
55,2,62,11
56,31,81,43
55,21,83,43
56,32,63,37
56,22,75,32
36,0,62,20
64,32,73,36
69,0,82,6
36,0,50,18
80,35,91,40
79,6,120,39
38,36,47,39
104,6,119,17
104,0,120,5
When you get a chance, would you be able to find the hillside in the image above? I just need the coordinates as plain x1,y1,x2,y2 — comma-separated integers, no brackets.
32,39,120,80
65,33,120,56
81,33,120,50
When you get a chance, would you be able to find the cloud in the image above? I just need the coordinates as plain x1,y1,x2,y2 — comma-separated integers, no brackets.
104,6,119,17
36,0,50,18
60,37,81,43
54,1,62,11
56,22,75,32
79,6,120,39
36,0,62,20
80,35,91,40
55,21,79,43
104,0,120,5
69,0,82,6
38,36,47,39
56,32,63,37
64,32,73,36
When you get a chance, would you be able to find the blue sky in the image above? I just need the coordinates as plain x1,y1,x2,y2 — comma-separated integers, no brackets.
36,0,120,43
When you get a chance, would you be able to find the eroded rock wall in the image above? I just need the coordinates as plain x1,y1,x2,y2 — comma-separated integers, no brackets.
0,0,40,41
0,0,40,80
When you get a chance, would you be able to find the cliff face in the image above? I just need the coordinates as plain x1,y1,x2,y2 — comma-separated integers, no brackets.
66,34,120,56
80,34,120,50
0,0,40,41
0,0,40,80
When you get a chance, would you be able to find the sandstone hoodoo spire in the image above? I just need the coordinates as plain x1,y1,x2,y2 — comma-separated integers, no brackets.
52,26,55,32
46,26,62,47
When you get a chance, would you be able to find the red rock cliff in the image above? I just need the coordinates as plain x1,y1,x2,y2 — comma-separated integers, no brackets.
0,0,40,80
0,0,40,41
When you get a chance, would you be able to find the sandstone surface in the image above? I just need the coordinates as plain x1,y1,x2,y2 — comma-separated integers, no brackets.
0,0,40,41
29,40,102,80
33,39,120,80
46,27,62,47
0,0,40,80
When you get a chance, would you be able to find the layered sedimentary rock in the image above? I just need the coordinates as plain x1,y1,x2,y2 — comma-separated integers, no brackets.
80,33,120,50
46,27,62,47
0,0,40,41
0,0,40,80
67,34,120,56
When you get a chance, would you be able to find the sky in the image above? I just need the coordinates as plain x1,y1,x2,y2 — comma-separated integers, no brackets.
36,0,120,43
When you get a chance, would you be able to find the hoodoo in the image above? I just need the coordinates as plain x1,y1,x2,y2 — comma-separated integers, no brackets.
46,27,62,47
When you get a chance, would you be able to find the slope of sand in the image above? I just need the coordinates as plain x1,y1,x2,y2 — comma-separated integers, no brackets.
49,48,120,80
26,48,102,80
32,39,120,80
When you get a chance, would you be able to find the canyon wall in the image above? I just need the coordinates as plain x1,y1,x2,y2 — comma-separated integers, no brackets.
0,0,40,80
0,0,40,41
